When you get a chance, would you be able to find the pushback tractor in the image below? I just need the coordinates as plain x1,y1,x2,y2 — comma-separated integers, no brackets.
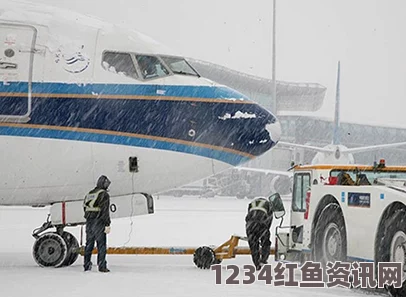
274,160,406,296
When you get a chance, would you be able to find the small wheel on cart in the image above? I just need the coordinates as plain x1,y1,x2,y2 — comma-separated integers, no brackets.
213,258,222,265
193,246,217,269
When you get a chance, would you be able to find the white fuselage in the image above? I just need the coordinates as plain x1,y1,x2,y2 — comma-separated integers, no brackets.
0,136,232,205
311,144,355,165
0,2,281,206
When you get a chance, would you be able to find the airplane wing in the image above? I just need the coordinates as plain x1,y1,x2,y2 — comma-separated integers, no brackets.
343,142,406,154
276,141,335,153
235,166,293,177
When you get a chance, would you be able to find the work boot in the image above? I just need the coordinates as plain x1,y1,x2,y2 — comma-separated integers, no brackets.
84,262,92,272
99,267,110,273
260,253,269,265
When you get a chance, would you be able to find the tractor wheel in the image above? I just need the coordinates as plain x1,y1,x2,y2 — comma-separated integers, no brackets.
313,203,347,267
376,208,406,296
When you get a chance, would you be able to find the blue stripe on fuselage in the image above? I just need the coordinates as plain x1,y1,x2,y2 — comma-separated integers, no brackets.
0,82,276,166
0,82,251,100
0,126,250,166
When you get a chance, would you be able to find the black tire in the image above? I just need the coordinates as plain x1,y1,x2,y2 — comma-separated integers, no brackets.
313,203,347,266
193,246,216,269
376,208,406,296
213,258,223,265
32,232,67,268
61,231,79,267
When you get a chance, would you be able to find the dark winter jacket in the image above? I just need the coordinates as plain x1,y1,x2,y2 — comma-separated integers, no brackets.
83,187,111,227
245,198,273,228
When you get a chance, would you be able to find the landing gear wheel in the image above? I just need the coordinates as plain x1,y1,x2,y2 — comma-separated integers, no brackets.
32,232,67,268
61,231,79,267
376,208,406,296
314,203,347,266
193,246,218,269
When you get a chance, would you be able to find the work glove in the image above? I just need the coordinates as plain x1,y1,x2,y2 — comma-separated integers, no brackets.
105,226,111,234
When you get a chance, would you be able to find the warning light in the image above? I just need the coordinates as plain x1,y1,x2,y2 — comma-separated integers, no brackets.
374,159,386,170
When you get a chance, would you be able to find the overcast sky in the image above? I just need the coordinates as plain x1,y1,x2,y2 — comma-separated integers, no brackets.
35,0,406,128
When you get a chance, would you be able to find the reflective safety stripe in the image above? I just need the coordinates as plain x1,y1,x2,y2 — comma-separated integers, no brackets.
249,199,268,214
83,189,104,212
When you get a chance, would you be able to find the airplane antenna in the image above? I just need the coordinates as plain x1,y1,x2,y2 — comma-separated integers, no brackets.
333,61,341,145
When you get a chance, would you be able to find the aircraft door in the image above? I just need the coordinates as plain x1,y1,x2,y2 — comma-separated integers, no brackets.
0,23,37,123
290,171,311,246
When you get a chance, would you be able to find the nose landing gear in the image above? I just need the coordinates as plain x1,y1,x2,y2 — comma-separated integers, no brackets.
32,215,80,268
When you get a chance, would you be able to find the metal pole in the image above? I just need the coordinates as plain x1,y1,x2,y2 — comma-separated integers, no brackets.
272,0,277,113
333,61,341,145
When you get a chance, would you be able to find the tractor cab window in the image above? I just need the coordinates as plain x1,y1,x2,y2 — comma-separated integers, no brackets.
102,51,138,79
135,55,170,79
330,169,406,186
292,172,310,212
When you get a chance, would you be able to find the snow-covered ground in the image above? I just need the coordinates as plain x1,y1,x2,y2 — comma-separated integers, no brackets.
0,195,380,297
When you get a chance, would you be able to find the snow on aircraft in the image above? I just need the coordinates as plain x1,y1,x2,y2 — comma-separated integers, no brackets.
238,61,406,193
0,1,281,267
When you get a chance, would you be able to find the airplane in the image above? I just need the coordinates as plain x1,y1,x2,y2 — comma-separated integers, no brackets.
237,61,406,194
276,61,406,164
0,1,281,268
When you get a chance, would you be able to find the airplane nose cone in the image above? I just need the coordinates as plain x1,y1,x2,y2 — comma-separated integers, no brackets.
265,116,282,147
223,103,281,159
203,98,281,166
162,86,281,167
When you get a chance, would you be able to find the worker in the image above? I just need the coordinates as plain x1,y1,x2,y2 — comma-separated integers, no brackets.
83,175,112,272
245,197,273,270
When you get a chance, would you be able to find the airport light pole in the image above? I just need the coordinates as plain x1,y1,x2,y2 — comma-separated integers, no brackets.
272,0,277,114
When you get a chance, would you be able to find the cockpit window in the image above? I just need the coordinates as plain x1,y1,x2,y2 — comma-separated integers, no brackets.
160,56,199,77
102,52,138,78
135,55,170,79
101,52,198,81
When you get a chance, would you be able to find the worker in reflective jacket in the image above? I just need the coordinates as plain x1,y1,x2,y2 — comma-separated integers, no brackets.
83,175,111,272
245,197,273,270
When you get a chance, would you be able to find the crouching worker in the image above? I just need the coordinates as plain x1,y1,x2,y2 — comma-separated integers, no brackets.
83,175,112,272
245,197,273,270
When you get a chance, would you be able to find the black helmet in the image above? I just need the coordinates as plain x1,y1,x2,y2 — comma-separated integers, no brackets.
97,175,111,190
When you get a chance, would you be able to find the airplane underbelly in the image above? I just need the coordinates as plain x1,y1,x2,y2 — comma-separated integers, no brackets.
0,136,231,206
